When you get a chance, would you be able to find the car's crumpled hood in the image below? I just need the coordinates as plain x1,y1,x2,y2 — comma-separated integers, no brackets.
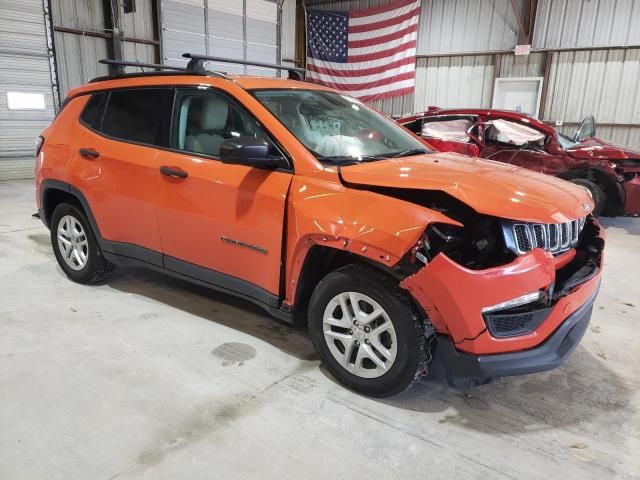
339,153,593,224
567,137,640,160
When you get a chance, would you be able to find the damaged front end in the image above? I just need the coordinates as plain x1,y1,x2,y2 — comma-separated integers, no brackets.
400,213,605,389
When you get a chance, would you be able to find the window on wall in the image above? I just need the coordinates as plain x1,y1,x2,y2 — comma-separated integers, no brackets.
172,88,273,158
101,89,174,146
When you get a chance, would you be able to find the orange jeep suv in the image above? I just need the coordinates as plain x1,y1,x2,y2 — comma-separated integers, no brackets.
35,56,605,396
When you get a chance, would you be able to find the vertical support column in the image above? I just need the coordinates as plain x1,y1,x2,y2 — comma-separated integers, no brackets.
152,0,163,64
538,50,552,120
242,0,248,74
276,0,283,77
204,0,209,56
42,0,60,108
490,53,502,108
103,0,124,74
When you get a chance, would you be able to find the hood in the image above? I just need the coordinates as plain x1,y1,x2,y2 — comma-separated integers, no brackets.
567,137,640,160
339,153,593,224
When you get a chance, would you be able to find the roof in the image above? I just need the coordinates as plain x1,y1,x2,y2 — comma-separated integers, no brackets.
68,73,334,99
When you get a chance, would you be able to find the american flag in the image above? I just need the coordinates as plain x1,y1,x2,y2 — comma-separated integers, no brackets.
306,0,421,102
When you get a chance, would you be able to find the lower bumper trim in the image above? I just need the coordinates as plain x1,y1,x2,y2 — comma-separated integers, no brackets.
432,283,599,389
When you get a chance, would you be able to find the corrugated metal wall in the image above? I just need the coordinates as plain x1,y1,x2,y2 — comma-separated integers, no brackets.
52,0,159,98
418,0,523,54
162,0,281,76
414,55,494,111
533,0,640,49
0,0,56,180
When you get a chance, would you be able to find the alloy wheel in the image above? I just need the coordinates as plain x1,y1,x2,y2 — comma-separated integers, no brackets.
56,215,89,271
322,291,398,378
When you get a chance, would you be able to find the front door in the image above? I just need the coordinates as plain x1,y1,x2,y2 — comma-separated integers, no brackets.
156,88,292,299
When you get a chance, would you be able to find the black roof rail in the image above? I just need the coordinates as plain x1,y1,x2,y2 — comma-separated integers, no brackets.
182,53,306,80
96,59,229,80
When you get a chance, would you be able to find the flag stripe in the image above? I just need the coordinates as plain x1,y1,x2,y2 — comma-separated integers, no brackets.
350,0,418,21
307,71,415,92
349,40,417,63
348,15,419,42
349,32,417,56
348,23,418,49
307,56,415,78
348,7,421,34
359,86,415,103
307,64,414,86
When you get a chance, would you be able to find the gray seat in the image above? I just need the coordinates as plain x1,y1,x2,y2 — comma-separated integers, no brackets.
185,96,229,156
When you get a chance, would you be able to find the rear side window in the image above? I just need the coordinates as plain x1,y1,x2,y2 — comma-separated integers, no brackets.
80,93,107,129
101,89,174,147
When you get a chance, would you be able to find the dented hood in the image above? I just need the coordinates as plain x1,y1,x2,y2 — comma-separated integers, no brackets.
567,137,640,160
339,153,593,224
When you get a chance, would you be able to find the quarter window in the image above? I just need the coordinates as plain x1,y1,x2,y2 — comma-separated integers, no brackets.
80,93,107,130
173,89,272,158
101,89,173,147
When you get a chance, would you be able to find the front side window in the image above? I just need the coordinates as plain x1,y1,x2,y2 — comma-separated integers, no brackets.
173,89,274,158
101,89,173,147
253,89,431,164
485,119,546,147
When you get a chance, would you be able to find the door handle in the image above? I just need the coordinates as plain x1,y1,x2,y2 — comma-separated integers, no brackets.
160,166,188,179
79,148,100,159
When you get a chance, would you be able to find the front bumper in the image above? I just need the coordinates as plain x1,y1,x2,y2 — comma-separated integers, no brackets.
431,284,598,389
401,217,604,386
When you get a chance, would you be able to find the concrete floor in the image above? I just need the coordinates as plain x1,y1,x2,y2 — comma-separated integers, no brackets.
0,178,638,480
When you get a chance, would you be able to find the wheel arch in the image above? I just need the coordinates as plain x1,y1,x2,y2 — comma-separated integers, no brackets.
556,166,625,216
40,179,105,244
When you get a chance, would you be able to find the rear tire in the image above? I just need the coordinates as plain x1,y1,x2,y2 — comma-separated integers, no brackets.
570,178,605,217
308,264,427,397
50,202,115,284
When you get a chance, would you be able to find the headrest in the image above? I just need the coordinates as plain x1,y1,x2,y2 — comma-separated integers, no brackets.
188,95,229,131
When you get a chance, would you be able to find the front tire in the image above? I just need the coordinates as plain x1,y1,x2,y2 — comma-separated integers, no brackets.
571,178,605,217
50,202,114,284
308,264,427,397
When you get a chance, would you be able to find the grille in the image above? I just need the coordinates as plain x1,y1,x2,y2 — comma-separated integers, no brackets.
504,217,587,255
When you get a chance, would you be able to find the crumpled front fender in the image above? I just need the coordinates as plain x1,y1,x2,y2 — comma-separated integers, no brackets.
400,249,555,343
284,174,458,306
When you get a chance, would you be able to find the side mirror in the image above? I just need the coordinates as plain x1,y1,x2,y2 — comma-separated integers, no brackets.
219,137,286,169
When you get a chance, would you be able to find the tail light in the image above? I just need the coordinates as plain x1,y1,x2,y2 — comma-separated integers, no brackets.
35,135,45,156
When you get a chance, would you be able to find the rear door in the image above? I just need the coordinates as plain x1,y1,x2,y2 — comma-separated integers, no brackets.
70,88,174,257
155,87,292,298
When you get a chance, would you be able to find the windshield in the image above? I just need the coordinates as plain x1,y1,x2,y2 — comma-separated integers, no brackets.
253,89,431,164
556,131,579,149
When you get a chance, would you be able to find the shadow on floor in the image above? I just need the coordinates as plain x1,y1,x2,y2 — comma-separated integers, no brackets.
368,345,633,434
104,266,319,362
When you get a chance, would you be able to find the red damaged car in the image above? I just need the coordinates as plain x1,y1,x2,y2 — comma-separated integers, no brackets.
398,108,640,217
